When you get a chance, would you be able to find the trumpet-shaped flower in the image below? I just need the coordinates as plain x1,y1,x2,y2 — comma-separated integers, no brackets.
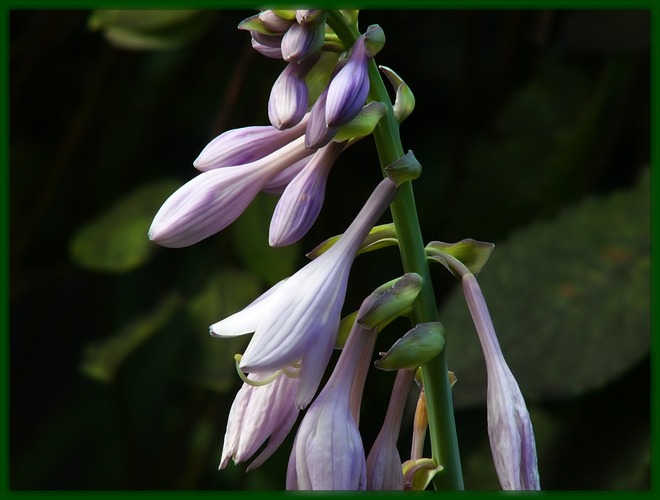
269,140,346,246
220,370,300,471
286,295,379,490
149,136,313,248
211,178,398,408
462,273,540,490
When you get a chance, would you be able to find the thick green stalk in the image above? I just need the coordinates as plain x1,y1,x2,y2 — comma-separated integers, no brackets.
327,11,464,490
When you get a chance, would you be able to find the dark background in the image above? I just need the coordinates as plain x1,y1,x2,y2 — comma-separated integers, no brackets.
9,9,650,490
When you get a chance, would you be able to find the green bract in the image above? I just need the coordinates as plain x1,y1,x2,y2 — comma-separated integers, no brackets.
375,321,445,371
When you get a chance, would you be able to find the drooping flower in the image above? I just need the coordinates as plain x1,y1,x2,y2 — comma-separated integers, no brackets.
286,295,379,490
220,369,300,471
149,135,314,248
269,140,346,246
210,177,398,408
462,273,541,490
365,369,415,490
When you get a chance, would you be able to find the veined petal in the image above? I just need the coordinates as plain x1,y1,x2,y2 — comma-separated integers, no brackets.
149,136,311,248
281,21,325,64
251,38,283,59
220,370,299,469
269,140,345,247
325,36,371,128
268,62,310,130
304,86,337,149
193,118,307,171
262,156,310,195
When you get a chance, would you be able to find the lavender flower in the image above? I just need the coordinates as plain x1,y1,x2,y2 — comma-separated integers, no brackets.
269,140,346,246
148,136,313,248
193,118,308,172
210,178,398,408
462,273,540,490
325,34,371,128
281,15,325,63
304,85,337,149
366,369,414,490
286,297,379,490
220,370,299,471
268,57,318,130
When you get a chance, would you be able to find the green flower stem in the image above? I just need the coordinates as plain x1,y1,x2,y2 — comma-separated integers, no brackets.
327,11,464,491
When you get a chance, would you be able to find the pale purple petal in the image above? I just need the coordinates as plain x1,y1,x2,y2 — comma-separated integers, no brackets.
304,87,337,149
262,156,310,195
462,274,541,490
268,62,309,130
325,37,371,128
251,38,283,59
269,141,345,247
193,119,307,172
149,136,311,248
220,371,299,469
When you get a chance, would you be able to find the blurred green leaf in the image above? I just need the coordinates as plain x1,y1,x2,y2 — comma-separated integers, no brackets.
80,292,184,383
88,10,214,50
232,193,301,286
69,179,180,273
182,269,261,392
442,168,650,408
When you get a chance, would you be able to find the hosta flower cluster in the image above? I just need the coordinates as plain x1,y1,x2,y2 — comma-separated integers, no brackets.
148,9,540,491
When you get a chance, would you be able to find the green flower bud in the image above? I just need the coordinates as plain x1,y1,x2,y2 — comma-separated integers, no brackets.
375,322,445,371
384,150,422,186
356,273,423,329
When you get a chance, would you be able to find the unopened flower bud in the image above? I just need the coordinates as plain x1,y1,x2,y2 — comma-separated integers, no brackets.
295,9,326,26
259,10,295,33
269,59,316,129
363,24,386,57
375,322,445,371
356,273,423,330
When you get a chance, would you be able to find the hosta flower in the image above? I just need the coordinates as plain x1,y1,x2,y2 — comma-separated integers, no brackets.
365,369,414,490
462,273,541,490
193,117,308,172
325,34,371,128
286,298,379,490
220,370,299,471
281,14,325,63
304,85,337,149
268,57,318,130
211,178,398,408
269,140,346,246
149,136,313,248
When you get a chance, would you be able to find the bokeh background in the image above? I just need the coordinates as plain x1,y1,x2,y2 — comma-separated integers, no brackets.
9,9,650,490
